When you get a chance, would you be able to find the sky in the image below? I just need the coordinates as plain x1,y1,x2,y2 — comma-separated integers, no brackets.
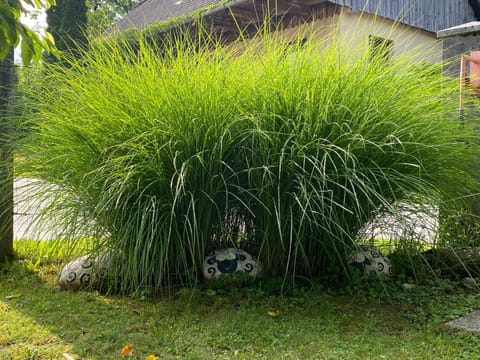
22,4,47,32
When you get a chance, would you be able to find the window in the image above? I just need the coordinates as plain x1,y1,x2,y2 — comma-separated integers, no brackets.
369,35,393,63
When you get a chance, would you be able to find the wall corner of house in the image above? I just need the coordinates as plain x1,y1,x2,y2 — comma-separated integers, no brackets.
438,22,480,77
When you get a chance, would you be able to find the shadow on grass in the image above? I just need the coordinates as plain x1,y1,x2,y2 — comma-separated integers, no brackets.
0,259,170,359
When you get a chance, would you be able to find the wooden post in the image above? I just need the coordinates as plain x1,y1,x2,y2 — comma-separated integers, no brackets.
460,54,467,120
0,48,14,261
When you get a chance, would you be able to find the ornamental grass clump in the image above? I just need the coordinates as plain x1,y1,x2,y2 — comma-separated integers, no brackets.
9,27,478,292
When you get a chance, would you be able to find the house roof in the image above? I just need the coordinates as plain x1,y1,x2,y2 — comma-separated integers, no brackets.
114,0,477,34
115,0,226,32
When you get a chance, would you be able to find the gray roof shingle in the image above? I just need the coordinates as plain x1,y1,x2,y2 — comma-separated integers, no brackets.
115,0,227,32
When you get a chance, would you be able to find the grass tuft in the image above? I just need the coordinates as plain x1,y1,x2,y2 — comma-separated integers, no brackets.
6,24,480,292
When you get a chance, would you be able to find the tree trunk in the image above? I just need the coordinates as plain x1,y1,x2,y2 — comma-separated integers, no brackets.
0,48,14,261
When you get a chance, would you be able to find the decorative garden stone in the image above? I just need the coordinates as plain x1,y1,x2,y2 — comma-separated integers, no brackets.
203,248,261,279
349,245,393,277
57,252,111,290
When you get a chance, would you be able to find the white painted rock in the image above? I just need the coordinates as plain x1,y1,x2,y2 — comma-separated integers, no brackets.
203,248,262,279
57,252,111,290
349,246,393,277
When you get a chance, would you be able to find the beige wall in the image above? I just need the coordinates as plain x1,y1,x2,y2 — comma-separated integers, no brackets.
276,7,442,64
337,8,442,63
281,13,340,48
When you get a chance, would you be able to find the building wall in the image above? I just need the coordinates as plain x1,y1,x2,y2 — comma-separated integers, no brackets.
274,8,442,64
280,12,340,47
337,8,442,63
330,0,476,34
441,31,480,77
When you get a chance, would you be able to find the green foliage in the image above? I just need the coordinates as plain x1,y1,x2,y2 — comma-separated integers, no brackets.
0,0,58,64
86,0,139,36
8,27,480,293
88,0,137,16
45,0,88,61
439,207,480,247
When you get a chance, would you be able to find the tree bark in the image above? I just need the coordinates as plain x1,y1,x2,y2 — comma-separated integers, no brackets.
0,48,14,261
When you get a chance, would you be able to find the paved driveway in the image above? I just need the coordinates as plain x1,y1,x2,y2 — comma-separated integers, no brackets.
14,177,63,240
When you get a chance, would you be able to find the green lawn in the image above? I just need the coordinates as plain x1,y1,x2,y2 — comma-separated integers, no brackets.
1,242,480,359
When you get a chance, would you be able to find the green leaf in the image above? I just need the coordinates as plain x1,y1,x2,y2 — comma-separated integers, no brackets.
24,0,57,8
42,31,60,59
5,0,21,18
43,31,55,47
17,25,46,64
20,37,34,65
32,39,42,63
0,0,57,62
0,31,10,59
0,12,18,46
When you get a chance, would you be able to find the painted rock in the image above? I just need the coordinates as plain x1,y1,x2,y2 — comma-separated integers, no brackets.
203,248,262,279
57,252,111,290
349,246,393,276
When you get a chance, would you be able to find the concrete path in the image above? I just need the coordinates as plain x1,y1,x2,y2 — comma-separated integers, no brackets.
14,177,64,240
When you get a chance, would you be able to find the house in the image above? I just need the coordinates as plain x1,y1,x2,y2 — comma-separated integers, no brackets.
114,0,478,63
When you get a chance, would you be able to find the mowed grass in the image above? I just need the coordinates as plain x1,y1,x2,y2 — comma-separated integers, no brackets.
1,241,480,359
